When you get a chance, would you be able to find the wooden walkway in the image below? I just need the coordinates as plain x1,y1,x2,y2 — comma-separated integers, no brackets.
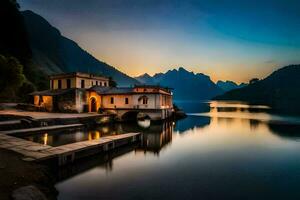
0,124,84,135
0,132,141,166
0,120,21,126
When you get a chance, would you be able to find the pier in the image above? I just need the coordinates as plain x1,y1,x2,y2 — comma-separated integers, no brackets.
0,131,141,166
0,106,142,166
0,124,84,135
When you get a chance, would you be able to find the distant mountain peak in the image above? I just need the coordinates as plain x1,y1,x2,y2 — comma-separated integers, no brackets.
216,80,247,92
138,73,151,78
135,67,223,100
178,66,188,72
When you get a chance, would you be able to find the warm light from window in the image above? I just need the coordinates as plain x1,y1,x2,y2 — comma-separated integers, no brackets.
43,133,48,145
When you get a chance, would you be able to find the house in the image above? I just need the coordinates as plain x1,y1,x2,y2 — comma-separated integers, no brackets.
31,72,174,121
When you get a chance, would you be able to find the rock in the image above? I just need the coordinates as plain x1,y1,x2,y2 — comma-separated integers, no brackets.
11,185,48,200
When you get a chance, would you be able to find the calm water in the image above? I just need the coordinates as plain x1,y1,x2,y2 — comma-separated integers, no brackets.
52,101,300,200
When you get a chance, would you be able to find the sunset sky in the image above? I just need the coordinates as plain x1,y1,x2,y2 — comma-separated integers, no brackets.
19,0,300,83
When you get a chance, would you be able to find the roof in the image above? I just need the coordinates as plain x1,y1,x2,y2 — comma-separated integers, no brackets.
134,84,173,93
49,72,109,80
30,88,86,96
89,86,172,95
89,86,133,95
134,84,173,89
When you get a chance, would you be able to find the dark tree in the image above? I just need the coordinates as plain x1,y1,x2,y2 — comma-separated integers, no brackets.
0,55,25,101
249,78,260,84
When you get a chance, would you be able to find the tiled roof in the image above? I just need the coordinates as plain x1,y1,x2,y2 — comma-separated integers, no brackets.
89,86,133,94
30,88,85,96
49,72,109,80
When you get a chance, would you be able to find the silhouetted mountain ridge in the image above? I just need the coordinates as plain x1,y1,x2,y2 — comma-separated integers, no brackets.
214,64,300,114
135,67,223,100
216,80,247,92
22,10,139,86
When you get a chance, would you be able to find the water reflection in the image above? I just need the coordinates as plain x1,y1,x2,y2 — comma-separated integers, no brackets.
137,119,151,128
137,121,173,155
55,101,300,200
25,129,115,147
54,121,175,181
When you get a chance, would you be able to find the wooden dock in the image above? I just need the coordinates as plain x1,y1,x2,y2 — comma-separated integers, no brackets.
0,108,140,166
0,124,84,135
0,132,141,166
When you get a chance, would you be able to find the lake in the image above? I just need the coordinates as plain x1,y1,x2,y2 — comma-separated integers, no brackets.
55,101,300,200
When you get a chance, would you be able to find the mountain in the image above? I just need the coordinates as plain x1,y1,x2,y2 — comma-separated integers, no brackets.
0,1,31,65
22,10,139,86
135,73,156,85
0,0,49,102
135,67,223,100
216,80,247,92
214,65,300,114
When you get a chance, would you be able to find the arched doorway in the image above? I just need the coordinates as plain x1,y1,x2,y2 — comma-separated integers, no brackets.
90,97,97,112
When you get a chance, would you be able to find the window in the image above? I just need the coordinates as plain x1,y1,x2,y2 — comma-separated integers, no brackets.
96,81,98,86
58,80,62,89
125,97,129,104
100,82,103,86
66,79,71,89
138,96,148,105
81,79,85,88
143,98,148,104
104,82,107,87
110,97,114,104
51,80,54,89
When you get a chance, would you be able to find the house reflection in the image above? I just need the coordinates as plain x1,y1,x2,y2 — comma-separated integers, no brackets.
88,130,100,140
137,121,173,155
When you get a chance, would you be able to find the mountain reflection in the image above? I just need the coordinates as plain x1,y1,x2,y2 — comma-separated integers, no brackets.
55,102,300,200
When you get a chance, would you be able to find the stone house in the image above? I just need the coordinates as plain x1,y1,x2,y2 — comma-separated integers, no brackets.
31,72,174,120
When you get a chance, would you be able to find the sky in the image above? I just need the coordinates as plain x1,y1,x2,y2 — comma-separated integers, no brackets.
19,0,300,83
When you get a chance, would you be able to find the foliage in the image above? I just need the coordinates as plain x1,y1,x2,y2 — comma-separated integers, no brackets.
249,78,259,84
17,81,36,102
0,55,25,100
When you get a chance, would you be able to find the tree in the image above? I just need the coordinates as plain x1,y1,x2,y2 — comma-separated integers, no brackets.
18,81,36,102
249,78,260,84
0,55,25,100
109,76,117,87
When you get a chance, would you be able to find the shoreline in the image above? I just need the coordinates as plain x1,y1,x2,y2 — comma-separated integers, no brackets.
0,148,57,200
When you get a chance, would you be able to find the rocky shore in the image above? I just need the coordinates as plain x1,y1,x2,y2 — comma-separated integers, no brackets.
0,148,57,200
